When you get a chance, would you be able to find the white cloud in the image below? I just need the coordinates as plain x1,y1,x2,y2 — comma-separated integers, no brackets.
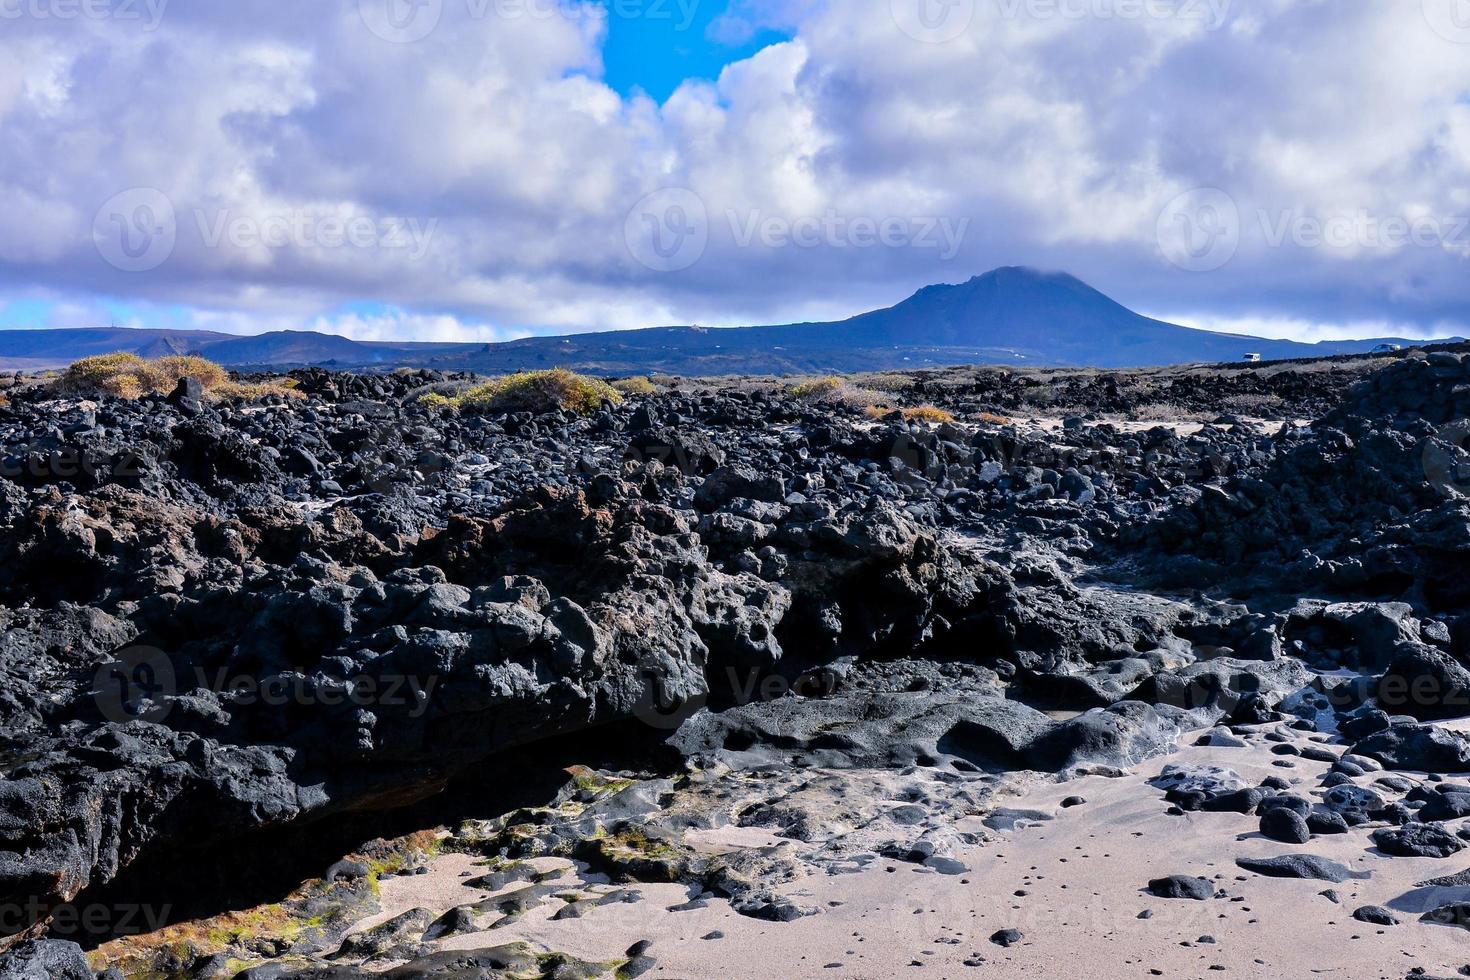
0,0,1464,341
307,310,528,344
1162,312,1467,344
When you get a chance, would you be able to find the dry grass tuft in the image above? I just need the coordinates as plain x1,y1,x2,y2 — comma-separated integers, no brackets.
865,404,956,424
831,386,891,410
792,376,908,413
900,405,955,424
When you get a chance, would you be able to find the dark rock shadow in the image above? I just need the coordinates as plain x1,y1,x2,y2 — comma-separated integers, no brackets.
50,717,681,950
1386,884,1470,915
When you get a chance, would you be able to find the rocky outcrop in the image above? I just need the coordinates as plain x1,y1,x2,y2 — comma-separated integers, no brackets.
0,347,1467,967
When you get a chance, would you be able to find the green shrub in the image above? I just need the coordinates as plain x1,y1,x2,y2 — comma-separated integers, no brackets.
59,353,151,399
613,376,657,396
428,369,623,416
215,380,304,402
57,353,299,402
791,376,845,400
149,355,230,390
419,392,457,410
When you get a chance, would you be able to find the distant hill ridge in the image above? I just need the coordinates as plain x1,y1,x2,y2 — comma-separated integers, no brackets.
0,268,1453,374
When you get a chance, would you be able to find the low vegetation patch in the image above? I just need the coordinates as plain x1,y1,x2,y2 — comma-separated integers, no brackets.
836,386,892,409
612,376,657,396
788,374,958,420
790,375,845,400
422,369,623,416
88,830,441,977
900,405,956,423
864,404,956,424
789,376,899,413
1219,393,1286,412
58,353,153,399
56,353,298,402
216,377,303,401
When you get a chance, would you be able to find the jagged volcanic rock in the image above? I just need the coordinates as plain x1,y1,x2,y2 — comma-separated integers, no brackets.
0,346,1466,968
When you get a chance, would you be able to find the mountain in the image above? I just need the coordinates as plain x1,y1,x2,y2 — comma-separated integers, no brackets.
0,268,1453,374
418,268,1449,374
0,328,475,372
194,331,481,368
826,267,1332,365
0,328,236,371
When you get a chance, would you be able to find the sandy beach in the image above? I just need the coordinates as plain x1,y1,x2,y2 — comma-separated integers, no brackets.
340,729,1470,980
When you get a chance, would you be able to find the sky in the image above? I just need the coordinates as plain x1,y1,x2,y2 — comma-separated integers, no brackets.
0,0,1468,344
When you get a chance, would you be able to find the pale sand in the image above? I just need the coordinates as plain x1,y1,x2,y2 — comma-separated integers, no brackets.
365,737,1470,979
1026,416,1301,437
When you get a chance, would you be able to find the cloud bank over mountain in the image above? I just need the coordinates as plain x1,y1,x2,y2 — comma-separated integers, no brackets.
0,0,1467,341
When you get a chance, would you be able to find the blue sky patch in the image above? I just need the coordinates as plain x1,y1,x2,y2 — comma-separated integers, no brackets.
600,0,792,101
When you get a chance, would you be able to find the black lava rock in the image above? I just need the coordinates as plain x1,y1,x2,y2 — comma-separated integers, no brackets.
1260,807,1311,844
1147,876,1214,901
